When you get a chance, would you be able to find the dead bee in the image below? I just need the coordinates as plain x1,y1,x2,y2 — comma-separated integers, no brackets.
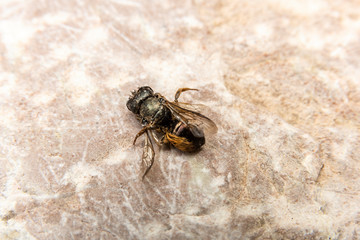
127,86,217,179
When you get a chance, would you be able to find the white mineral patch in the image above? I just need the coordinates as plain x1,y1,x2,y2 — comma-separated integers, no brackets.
0,20,39,58
32,92,56,106
51,44,72,61
104,148,130,165
62,161,103,192
82,27,108,45
65,69,97,106
0,72,16,99
272,0,327,15
254,23,273,40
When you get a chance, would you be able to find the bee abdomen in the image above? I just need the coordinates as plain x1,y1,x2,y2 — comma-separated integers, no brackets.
167,125,205,152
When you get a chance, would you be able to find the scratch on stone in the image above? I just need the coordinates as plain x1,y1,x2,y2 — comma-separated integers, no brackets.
101,227,122,239
109,25,142,55
145,179,172,208
120,188,136,215
39,168,52,188
99,97,117,127
315,163,324,183
126,181,152,218
242,132,250,198
59,23,82,33
41,156,61,184
108,0,143,8
117,210,139,239
81,139,90,163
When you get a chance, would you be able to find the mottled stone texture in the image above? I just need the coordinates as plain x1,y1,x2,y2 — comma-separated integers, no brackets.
0,0,359,239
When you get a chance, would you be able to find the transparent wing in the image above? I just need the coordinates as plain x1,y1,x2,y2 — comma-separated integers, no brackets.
164,101,218,135
141,130,155,179
175,102,205,112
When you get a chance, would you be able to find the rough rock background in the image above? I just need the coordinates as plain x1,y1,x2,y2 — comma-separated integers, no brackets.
1,0,359,239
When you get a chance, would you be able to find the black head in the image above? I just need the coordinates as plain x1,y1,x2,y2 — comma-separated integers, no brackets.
126,86,154,114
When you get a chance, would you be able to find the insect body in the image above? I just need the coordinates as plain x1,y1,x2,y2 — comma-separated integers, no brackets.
127,86,217,178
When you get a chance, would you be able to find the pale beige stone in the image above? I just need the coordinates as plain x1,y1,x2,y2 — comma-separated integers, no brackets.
0,0,359,239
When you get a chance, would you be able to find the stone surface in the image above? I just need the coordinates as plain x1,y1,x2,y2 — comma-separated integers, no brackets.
1,0,359,239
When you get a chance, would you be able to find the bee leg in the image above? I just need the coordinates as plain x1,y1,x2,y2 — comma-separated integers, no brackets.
174,88,199,102
161,134,170,145
133,126,148,145
149,130,163,147
133,124,156,145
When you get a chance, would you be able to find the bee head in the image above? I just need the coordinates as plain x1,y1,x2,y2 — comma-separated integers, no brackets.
126,86,154,114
